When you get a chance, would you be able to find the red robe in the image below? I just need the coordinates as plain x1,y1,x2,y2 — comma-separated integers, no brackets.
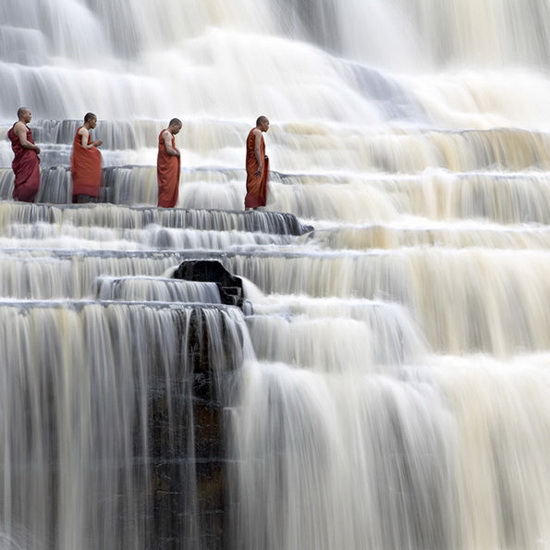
244,128,269,209
157,130,180,208
71,127,102,198
7,124,40,202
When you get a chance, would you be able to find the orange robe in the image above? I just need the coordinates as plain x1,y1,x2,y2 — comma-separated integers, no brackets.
244,128,269,208
157,130,180,208
71,127,102,198
7,124,40,202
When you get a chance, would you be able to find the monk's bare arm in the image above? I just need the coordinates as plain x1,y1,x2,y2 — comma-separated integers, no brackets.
254,129,263,176
79,127,90,148
163,130,180,157
14,122,40,153
78,127,102,149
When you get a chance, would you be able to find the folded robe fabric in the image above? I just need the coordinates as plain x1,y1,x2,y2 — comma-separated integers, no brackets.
71,127,102,198
244,127,268,208
8,125,40,202
157,129,181,208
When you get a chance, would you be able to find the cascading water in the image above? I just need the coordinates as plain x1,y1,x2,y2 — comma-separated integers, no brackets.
2,1,550,549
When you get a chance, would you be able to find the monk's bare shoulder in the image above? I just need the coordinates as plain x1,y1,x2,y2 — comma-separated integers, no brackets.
13,120,27,137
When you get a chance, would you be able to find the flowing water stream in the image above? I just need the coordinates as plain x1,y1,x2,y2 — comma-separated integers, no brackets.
2,1,550,549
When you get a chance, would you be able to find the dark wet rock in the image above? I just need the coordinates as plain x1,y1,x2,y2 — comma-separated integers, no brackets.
173,260,244,309
147,307,236,550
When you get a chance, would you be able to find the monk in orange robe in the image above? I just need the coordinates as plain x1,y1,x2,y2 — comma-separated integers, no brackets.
244,115,270,209
71,112,103,202
157,118,182,208
7,107,41,202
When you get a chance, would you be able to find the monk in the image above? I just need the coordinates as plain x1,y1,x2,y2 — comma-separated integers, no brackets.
7,107,41,202
157,118,182,208
71,112,103,203
244,115,270,210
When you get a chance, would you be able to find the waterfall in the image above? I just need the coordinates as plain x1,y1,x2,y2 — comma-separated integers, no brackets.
0,302,251,548
95,277,222,303
3,1,550,549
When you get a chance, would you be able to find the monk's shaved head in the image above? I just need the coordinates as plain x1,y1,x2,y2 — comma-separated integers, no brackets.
256,116,270,133
17,107,30,119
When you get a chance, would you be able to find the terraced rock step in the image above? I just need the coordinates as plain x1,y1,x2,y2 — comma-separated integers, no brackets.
0,202,312,235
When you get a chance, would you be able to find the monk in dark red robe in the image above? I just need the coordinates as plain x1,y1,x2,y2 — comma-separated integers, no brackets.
157,118,182,208
71,112,103,202
7,107,41,202
244,115,270,209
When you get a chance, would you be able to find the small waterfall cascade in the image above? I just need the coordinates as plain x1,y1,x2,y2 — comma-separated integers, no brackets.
0,202,310,549
0,301,249,549
3,1,550,549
